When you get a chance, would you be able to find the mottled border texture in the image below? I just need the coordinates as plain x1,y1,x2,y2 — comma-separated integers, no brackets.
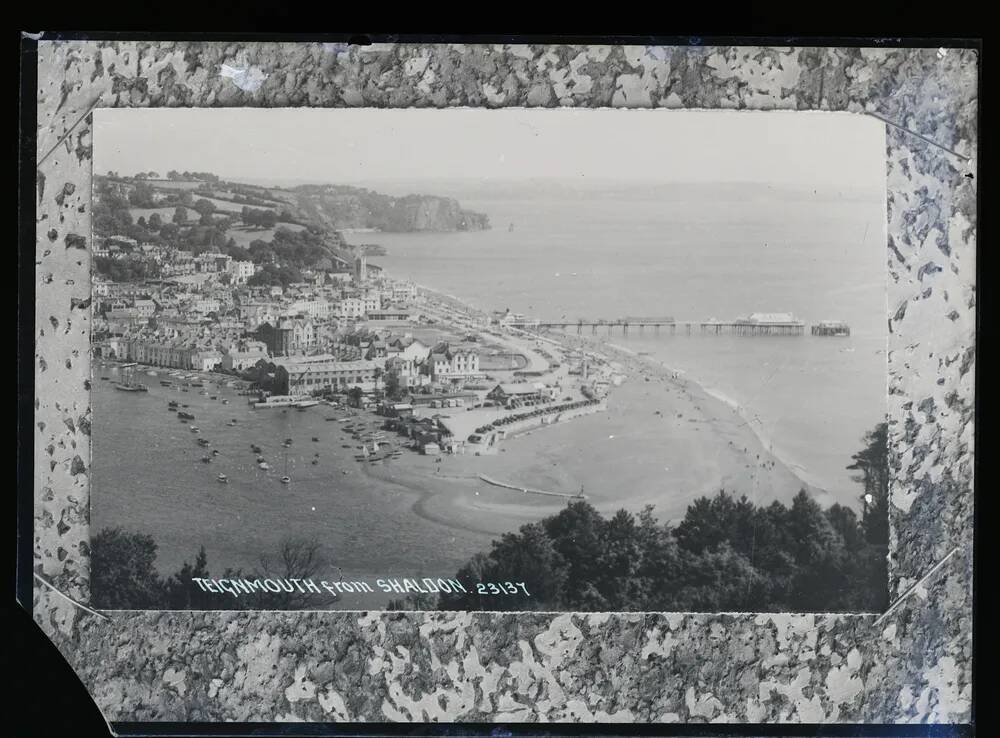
32,42,976,725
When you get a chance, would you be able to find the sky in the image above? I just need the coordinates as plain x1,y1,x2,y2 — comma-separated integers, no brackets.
94,108,885,189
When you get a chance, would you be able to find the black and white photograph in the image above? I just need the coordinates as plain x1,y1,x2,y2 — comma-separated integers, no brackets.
87,107,890,614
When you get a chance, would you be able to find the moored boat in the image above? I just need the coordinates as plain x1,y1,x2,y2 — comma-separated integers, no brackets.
217,473,228,483
114,363,149,392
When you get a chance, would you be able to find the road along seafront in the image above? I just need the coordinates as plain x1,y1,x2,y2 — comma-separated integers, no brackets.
385,285,825,527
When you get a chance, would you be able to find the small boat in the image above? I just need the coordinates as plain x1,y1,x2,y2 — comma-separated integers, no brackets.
100,376,110,380
168,400,178,407
222,399,230,405
197,438,210,447
190,382,204,388
312,437,320,442
147,370,158,377
211,449,220,456
256,455,266,463
114,363,149,392
201,456,212,463
178,411,195,420
160,380,173,387
217,473,228,483
181,388,189,393
280,476,291,484
258,462,270,470
250,444,261,453
190,426,199,433
226,421,237,427
311,459,318,465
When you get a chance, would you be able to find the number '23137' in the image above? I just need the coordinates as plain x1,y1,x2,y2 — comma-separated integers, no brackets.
476,582,530,596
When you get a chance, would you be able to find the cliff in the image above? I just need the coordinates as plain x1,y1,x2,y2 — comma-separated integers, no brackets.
290,184,490,233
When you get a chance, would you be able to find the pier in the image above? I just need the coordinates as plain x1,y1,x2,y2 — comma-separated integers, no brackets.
520,313,807,336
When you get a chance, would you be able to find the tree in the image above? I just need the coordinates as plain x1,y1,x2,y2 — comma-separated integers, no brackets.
347,386,365,407
383,372,402,401
172,206,189,224
90,528,169,608
251,537,332,609
165,546,214,609
542,500,606,606
147,212,163,230
193,198,217,218
128,181,156,207
848,422,889,545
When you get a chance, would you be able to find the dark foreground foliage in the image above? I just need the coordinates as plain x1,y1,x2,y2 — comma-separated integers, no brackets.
90,534,334,610
428,423,890,613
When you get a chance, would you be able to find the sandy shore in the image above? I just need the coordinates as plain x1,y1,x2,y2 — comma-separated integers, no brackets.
348,328,822,536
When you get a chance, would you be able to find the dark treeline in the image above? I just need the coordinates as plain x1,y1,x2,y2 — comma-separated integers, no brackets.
90,532,336,610
425,422,890,613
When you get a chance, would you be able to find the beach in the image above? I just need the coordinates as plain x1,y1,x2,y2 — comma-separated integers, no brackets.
92,296,824,610
356,323,822,539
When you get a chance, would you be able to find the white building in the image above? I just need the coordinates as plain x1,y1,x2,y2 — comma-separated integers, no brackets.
221,341,270,372
425,343,481,383
287,299,332,320
274,355,381,394
336,297,365,319
227,260,257,284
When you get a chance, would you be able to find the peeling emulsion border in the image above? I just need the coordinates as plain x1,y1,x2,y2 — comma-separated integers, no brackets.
28,40,977,726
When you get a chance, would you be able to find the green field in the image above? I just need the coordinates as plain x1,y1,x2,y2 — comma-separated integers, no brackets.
225,222,307,247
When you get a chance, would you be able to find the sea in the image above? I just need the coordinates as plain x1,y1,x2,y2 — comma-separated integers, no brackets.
92,180,888,585
346,180,889,500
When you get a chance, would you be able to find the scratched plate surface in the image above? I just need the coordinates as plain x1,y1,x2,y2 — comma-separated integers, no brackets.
32,41,976,725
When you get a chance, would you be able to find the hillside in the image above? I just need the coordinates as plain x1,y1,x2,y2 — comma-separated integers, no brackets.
289,184,490,233
92,172,490,286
